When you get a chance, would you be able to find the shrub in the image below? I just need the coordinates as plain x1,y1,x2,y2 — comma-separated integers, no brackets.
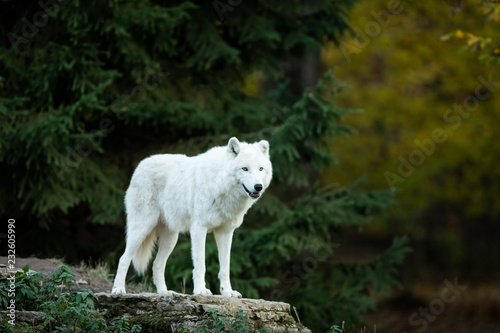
0,265,141,332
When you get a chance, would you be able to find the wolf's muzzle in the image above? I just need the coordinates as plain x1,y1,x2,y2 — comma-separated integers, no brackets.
242,184,261,199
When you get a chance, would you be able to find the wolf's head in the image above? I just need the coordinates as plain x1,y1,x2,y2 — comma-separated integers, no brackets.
226,137,273,200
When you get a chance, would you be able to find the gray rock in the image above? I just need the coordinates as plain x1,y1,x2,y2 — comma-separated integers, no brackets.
95,292,311,332
0,310,46,326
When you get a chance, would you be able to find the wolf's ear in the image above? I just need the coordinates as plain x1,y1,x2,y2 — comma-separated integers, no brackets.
228,137,240,157
258,140,269,155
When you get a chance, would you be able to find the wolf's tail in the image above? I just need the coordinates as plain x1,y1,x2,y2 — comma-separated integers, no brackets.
131,229,157,275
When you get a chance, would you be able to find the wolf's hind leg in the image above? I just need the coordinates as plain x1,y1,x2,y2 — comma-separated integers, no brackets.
111,206,159,294
153,223,179,295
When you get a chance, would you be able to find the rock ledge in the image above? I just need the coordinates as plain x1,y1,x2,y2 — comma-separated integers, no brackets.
95,292,311,332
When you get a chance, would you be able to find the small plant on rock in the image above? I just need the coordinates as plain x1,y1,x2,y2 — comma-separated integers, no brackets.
0,265,141,332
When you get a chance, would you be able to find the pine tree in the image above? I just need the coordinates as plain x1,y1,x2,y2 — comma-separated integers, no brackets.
0,0,410,330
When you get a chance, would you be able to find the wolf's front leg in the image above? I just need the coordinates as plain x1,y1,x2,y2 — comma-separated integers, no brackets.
214,227,242,298
190,225,213,296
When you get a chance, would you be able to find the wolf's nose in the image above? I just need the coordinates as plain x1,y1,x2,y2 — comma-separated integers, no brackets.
254,184,263,192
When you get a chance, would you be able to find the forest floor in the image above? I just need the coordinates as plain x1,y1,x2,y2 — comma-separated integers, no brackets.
368,285,500,333
0,256,118,293
1,257,499,333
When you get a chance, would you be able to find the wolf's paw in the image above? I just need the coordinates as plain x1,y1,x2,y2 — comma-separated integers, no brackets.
158,290,174,297
221,289,242,298
193,288,213,296
111,286,126,295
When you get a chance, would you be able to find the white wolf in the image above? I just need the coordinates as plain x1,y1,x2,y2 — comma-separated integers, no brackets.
111,137,272,297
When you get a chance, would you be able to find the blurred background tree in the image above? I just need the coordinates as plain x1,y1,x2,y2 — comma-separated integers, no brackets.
442,0,500,65
0,0,411,331
320,0,500,322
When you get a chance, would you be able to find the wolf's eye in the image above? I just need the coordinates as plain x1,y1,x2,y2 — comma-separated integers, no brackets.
259,167,263,171
242,167,248,171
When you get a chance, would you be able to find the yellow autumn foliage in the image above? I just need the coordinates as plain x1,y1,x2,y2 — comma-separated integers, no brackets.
320,1,500,273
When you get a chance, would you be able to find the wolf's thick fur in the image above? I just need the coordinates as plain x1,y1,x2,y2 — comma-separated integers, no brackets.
111,137,272,297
